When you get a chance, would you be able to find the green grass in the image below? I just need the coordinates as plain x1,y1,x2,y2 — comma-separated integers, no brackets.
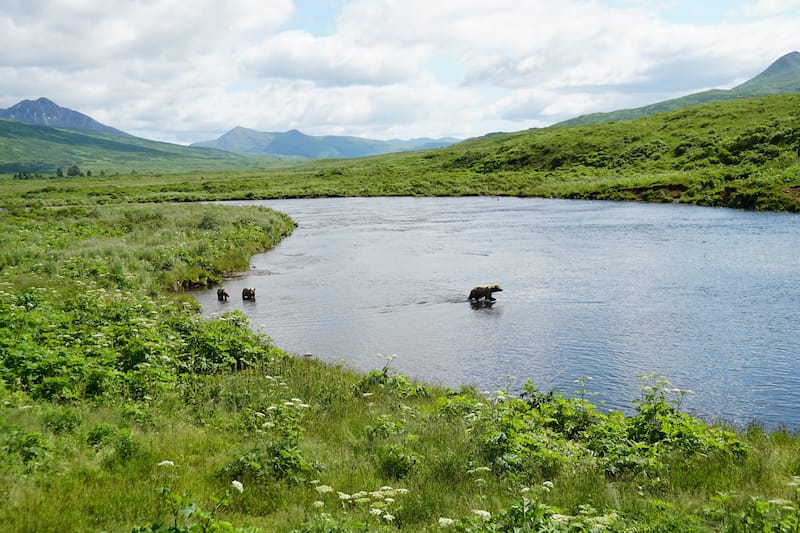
2,202,800,532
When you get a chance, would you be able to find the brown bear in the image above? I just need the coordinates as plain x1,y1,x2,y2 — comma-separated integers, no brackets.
468,284,503,302
242,287,256,300
217,288,230,301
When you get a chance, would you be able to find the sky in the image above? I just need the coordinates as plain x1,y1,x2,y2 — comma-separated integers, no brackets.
1,0,799,144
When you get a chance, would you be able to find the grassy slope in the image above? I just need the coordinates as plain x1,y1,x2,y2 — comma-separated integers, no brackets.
0,119,287,173
3,94,799,212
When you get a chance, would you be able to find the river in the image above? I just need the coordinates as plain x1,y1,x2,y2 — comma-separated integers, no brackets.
193,197,800,429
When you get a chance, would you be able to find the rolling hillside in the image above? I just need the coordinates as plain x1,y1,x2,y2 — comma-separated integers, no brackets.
558,51,800,126
1,94,799,211
0,119,260,174
261,93,800,211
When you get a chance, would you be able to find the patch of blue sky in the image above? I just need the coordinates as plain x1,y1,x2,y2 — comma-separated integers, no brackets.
283,0,351,35
600,0,751,23
428,54,465,85
225,82,259,94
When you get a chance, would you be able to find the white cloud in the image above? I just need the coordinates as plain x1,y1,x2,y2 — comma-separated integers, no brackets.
239,30,422,86
1,0,799,142
741,0,800,16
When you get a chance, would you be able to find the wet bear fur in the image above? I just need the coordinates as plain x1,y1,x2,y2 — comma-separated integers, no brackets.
468,284,503,301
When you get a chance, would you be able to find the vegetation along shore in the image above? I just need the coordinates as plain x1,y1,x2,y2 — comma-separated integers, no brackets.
1,92,800,531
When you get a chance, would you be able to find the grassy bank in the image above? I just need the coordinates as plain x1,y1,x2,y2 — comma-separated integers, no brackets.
1,202,800,532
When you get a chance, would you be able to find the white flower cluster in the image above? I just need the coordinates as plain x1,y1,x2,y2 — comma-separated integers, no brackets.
310,482,407,522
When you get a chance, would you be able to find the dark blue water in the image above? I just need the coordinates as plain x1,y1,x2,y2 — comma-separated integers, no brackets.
195,197,800,429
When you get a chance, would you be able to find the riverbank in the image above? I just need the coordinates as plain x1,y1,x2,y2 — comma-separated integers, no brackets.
1,201,799,531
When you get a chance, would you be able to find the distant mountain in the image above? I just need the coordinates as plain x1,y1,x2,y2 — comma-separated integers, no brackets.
0,97,130,137
558,51,800,126
191,126,460,159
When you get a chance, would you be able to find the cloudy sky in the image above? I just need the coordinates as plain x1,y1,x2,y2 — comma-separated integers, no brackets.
1,0,799,144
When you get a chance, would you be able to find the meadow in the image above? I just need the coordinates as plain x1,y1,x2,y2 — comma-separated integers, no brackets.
1,93,800,531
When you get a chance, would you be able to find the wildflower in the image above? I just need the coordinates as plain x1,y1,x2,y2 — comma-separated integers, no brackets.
315,485,334,494
542,480,554,492
385,497,395,504
362,392,374,398
157,460,175,467
438,517,455,526
395,488,409,495
370,508,383,516
338,492,351,500
383,513,395,522
472,509,491,520
312,501,324,508
231,480,244,493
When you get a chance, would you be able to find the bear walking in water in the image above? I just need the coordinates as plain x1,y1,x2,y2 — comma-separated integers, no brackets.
217,288,229,301
242,288,256,300
468,284,503,302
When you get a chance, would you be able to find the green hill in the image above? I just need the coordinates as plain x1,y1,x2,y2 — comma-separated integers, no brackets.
0,119,268,174
558,51,800,126
256,93,799,211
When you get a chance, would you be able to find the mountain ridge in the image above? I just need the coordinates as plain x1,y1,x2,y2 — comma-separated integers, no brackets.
191,126,460,159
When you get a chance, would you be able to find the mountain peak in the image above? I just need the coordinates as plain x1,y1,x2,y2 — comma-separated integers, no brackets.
0,98,129,137
731,51,800,95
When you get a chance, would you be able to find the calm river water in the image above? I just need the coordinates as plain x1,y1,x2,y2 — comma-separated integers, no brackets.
195,197,800,429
